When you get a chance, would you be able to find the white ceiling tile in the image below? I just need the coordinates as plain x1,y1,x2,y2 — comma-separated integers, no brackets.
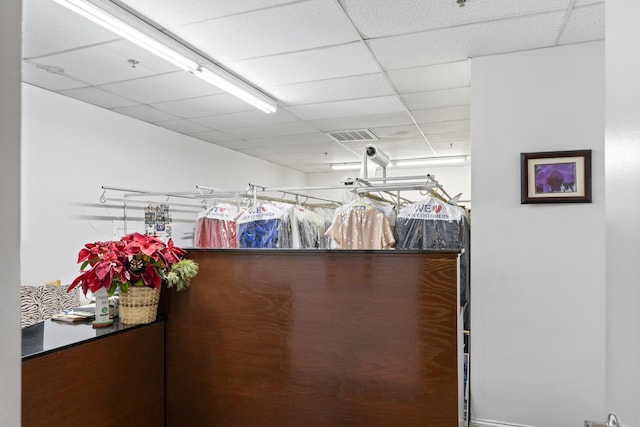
558,3,605,45
22,0,601,174
309,112,414,132
152,94,255,118
31,45,168,86
268,73,395,106
58,87,139,109
100,40,180,74
245,132,333,147
112,105,180,122
207,139,256,150
429,142,472,156
238,144,346,166
401,87,470,110
22,0,119,58
222,121,320,139
574,0,603,5
189,130,238,143
387,61,470,93
341,0,570,38
22,61,88,91
174,0,359,62
368,125,423,140
154,119,212,134
412,106,471,124
424,131,471,145
120,0,297,28
421,120,470,135
227,42,381,87
192,109,301,130
368,11,566,70
100,72,222,104
285,95,405,121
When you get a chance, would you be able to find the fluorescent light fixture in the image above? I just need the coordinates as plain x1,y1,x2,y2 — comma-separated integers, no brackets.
53,0,278,114
393,156,467,168
196,67,277,114
331,163,361,171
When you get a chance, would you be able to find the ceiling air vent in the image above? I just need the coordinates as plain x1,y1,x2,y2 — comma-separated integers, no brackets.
326,129,378,142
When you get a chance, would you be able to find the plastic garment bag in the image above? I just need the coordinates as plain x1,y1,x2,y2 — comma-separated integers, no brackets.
269,202,293,248
194,203,243,248
325,198,395,250
395,197,470,309
290,206,326,249
237,204,286,248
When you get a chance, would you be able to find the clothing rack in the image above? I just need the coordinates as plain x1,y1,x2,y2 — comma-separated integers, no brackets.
99,186,208,235
97,175,462,237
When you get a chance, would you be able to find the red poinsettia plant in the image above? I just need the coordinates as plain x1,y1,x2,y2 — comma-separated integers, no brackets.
69,232,198,296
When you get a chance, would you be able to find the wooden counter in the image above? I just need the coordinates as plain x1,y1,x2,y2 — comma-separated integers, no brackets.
166,250,461,427
22,320,164,427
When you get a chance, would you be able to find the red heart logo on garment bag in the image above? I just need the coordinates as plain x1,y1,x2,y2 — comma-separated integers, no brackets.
433,205,442,213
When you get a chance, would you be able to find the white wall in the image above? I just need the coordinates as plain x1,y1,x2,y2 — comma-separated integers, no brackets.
0,1,21,425
21,84,306,286
470,41,605,426
605,1,640,425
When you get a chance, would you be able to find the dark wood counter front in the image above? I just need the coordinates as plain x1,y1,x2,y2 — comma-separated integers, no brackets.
166,250,461,427
22,320,164,427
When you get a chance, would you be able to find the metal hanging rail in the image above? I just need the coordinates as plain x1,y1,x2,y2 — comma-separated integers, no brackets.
98,174,463,236
247,183,343,206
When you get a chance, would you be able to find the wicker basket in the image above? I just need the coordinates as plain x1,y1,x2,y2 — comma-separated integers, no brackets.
118,286,160,325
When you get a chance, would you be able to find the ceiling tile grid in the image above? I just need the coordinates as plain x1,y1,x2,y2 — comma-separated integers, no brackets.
120,0,300,28
308,111,415,133
22,0,118,59
188,129,240,144
221,121,321,139
153,119,212,134
367,11,567,71
191,108,302,130
244,132,335,148
152,93,256,118
22,61,89,91
111,104,180,122
557,3,606,45
170,0,360,62
284,95,406,121
400,87,471,111
99,72,223,105
21,0,604,173
339,0,575,39
386,61,470,94
29,44,164,86
267,73,396,106
421,120,471,135
226,42,382,88
57,86,140,109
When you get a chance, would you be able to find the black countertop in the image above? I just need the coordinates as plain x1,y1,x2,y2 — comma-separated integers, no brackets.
21,318,163,360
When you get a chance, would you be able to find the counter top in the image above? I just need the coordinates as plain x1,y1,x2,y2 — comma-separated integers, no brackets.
21,317,163,360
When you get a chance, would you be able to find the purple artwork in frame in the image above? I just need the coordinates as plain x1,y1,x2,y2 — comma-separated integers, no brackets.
520,150,592,204
534,162,577,194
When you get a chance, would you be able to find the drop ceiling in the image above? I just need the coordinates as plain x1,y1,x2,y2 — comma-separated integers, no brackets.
22,0,605,173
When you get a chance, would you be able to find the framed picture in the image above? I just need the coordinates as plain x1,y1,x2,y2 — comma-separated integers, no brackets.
520,149,592,204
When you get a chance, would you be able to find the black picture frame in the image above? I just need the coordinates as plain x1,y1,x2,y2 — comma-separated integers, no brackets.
520,149,592,204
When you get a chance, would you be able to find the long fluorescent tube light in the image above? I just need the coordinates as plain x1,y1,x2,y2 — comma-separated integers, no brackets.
331,163,361,171
393,156,467,167
196,68,277,114
52,0,198,71
53,0,278,114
